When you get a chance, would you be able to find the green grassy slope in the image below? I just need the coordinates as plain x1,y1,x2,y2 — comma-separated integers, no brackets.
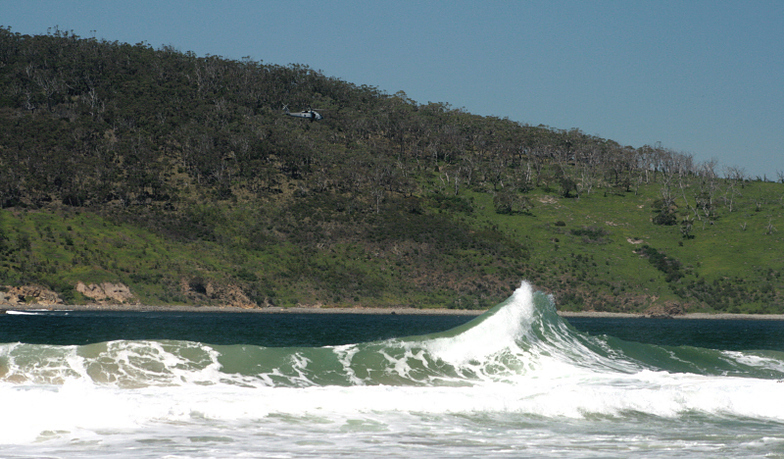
477,180,783,314
2,175,781,313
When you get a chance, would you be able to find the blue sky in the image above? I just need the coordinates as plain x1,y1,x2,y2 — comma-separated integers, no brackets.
4,0,782,179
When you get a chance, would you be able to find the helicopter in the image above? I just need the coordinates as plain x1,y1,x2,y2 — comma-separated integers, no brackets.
283,105,323,122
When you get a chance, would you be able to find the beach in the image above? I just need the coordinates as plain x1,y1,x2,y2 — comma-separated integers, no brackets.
3,302,784,319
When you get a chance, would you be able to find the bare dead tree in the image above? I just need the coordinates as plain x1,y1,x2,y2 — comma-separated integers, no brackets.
722,166,746,212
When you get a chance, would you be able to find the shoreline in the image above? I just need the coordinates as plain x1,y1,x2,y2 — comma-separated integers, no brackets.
557,311,784,321
2,303,784,320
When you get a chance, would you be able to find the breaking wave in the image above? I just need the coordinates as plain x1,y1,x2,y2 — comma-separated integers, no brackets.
2,281,784,445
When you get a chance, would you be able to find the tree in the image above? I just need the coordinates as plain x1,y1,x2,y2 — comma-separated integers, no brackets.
680,215,694,239
493,190,532,215
722,166,746,212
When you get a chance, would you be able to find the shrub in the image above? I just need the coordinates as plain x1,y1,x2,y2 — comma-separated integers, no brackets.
570,226,610,244
635,245,683,283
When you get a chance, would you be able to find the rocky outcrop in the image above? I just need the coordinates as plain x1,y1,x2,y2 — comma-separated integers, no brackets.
76,282,137,304
0,285,63,306
182,277,258,308
644,301,685,318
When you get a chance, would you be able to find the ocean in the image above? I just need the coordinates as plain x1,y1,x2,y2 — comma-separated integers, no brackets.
2,281,784,458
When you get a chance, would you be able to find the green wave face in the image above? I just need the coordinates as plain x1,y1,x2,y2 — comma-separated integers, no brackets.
3,282,783,389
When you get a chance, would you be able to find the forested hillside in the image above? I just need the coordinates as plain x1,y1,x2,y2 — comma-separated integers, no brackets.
1,27,782,313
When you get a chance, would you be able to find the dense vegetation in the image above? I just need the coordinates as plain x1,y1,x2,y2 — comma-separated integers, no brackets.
1,27,782,313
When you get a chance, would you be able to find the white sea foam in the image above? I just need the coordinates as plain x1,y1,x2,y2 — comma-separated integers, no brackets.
3,367,784,449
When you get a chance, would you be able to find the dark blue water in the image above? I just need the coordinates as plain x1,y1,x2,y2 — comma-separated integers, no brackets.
566,317,784,351
2,311,784,351
0,311,475,346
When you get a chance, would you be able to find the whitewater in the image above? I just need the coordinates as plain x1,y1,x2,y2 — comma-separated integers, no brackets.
2,281,784,458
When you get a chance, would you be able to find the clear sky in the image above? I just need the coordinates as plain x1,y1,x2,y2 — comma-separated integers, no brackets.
4,0,783,179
